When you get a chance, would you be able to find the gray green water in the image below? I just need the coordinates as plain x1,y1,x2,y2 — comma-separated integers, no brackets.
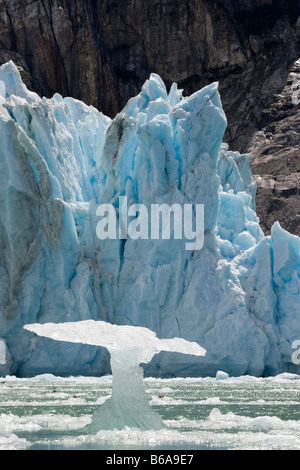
1,373,300,450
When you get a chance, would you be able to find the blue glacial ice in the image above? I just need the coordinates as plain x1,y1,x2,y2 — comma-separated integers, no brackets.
0,60,300,378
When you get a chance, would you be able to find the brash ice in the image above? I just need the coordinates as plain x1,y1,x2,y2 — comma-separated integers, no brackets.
24,321,206,430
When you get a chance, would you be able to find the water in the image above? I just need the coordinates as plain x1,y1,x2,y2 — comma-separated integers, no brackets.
0,373,300,450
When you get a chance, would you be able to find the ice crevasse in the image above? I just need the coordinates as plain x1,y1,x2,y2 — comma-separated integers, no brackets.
0,60,299,378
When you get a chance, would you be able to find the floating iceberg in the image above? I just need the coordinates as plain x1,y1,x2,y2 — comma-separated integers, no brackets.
24,320,205,430
0,60,299,378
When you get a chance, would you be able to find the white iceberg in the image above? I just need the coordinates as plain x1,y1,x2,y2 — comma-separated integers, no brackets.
24,320,205,430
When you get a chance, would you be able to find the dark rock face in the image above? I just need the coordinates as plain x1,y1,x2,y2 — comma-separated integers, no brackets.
0,0,300,234
250,58,300,235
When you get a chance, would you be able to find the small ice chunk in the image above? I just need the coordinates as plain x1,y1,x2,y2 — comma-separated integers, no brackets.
216,370,229,380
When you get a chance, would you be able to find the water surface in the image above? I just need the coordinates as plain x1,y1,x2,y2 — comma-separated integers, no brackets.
0,373,300,450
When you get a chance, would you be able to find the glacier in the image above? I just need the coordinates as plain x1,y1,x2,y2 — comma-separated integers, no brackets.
0,60,299,378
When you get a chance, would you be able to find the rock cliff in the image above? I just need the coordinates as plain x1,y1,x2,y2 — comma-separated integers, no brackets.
0,0,299,234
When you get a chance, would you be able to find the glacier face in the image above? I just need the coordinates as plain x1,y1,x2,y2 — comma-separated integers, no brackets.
0,60,299,378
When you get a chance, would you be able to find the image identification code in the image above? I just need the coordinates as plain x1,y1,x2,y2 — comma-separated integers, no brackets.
149,455,194,465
